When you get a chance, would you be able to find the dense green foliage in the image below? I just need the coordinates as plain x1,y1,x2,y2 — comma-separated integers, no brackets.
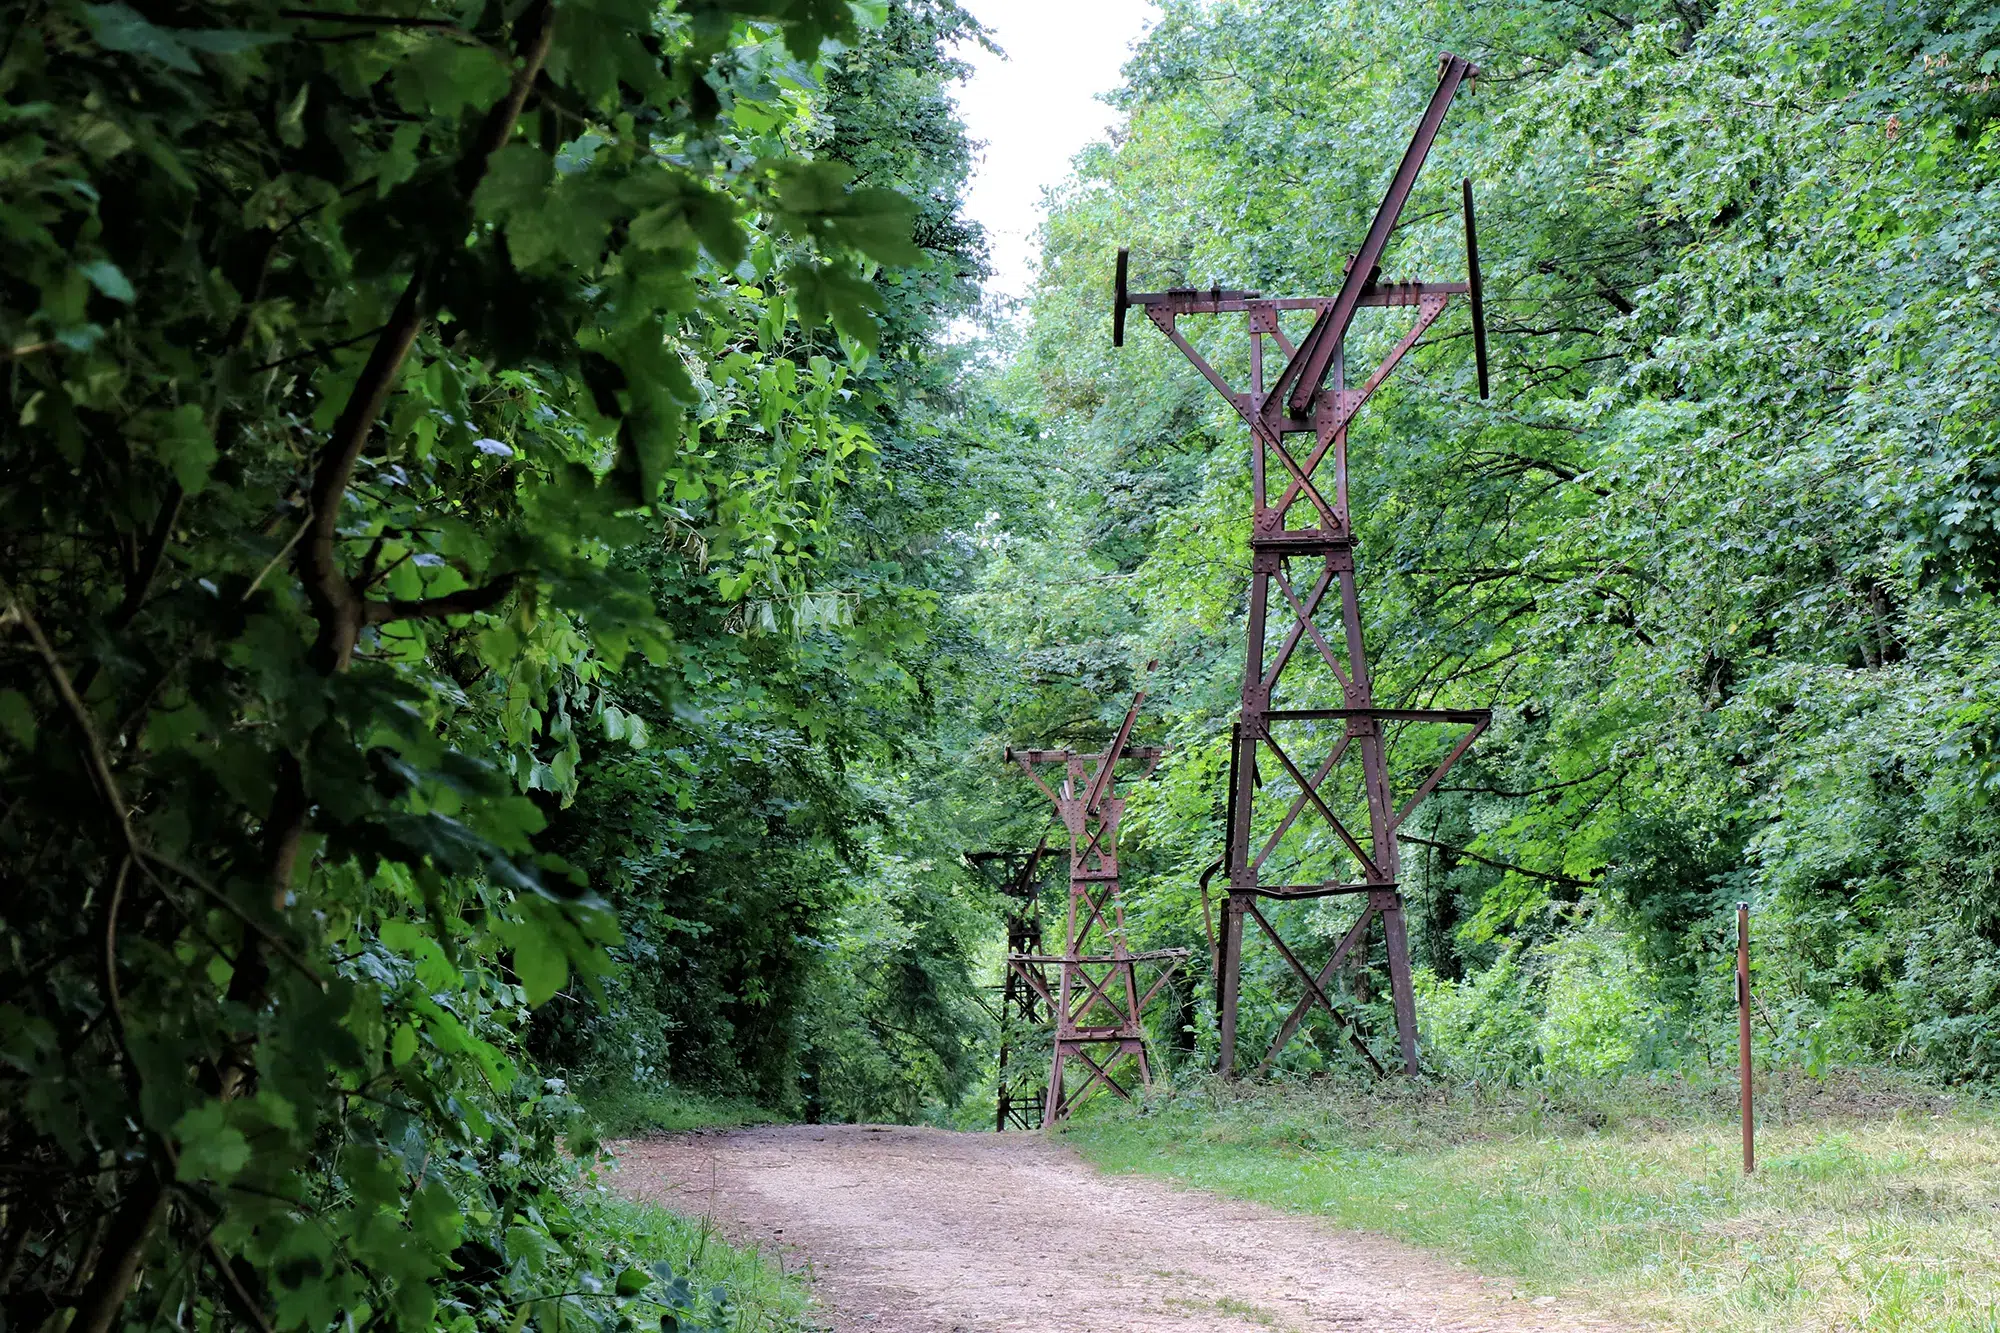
0,0,991,1327
968,0,2000,1087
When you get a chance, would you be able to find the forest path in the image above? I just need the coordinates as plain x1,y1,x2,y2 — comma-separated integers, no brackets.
609,1124,1630,1333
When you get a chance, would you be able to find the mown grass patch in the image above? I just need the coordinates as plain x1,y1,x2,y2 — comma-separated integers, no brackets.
1061,1073,2000,1332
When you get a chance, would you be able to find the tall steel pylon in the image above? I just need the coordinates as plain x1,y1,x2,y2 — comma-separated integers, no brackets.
1005,683,1188,1123
1113,55,1496,1077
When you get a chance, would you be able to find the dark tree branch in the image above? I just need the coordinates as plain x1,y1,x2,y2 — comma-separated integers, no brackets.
1439,764,1617,797
277,9,464,29
1399,835,1597,889
363,574,518,625
109,484,183,631
296,0,555,679
248,324,391,374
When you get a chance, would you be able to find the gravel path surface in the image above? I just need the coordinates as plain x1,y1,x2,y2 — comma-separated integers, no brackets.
610,1124,1633,1333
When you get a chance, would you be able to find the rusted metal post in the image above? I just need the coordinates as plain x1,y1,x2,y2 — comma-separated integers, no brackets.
1114,55,1495,1078
1004,685,1189,1124
1738,900,1754,1175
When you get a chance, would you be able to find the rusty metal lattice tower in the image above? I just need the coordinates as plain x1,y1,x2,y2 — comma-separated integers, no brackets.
1005,684,1188,1123
966,842,1051,1131
1114,55,1495,1077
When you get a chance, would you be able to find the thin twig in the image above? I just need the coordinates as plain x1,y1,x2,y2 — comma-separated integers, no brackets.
0,581,137,846
276,8,462,29
363,573,517,625
0,581,323,988
140,852,324,989
100,855,139,1091
243,508,312,601
202,1233,275,1333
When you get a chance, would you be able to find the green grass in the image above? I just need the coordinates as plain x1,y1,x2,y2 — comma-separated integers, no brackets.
570,1086,811,1327
580,1081,787,1137
1061,1072,2000,1332
577,1191,819,1332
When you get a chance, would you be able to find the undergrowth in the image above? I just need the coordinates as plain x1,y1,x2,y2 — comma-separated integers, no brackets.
578,1190,818,1332
582,1082,789,1137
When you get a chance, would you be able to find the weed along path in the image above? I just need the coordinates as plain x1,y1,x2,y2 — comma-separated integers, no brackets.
610,1125,1627,1333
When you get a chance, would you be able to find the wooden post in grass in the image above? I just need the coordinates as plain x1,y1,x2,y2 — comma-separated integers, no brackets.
1738,900,1754,1175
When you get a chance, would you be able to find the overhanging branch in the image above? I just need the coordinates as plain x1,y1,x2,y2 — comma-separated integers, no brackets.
364,574,518,625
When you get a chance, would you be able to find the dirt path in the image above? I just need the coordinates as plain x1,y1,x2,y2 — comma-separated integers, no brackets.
611,1125,1630,1333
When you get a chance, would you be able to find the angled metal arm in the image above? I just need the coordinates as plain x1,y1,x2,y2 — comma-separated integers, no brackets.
1268,54,1474,421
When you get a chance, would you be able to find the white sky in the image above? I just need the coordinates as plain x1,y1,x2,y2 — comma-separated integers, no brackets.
953,1,1158,302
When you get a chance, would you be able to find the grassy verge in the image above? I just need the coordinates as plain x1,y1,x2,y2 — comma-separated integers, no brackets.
575,1086,815,1328
581,1082,786,1137
1061,1072,2000,1332
579,1190,818,1332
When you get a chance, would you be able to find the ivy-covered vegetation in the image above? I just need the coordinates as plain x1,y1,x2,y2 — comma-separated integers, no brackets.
7,0,2000,1326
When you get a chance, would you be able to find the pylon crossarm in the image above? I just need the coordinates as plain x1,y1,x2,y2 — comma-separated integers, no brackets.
1256,882,1376,900
1011,949,1188,963
1122,284,1466,323
1264,706,1488,723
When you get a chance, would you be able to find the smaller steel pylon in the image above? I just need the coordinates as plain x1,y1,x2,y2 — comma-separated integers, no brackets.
1005,680,1188,1125
967,842,1051,1131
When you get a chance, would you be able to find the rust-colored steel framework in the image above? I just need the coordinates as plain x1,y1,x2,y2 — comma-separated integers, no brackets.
1114,55,1494,1077
1005,686,1188,1124
966,842,1051,1131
